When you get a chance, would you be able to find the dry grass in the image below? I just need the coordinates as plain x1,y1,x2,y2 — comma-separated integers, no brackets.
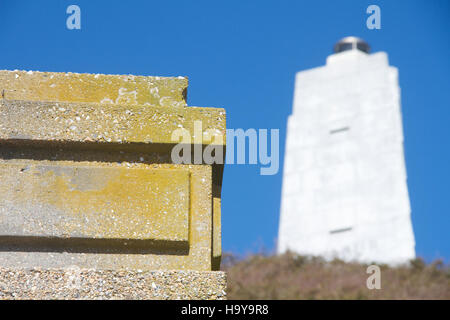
222,252,450,299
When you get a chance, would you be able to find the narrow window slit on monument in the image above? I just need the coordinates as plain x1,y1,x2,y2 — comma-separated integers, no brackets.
329,127,350,134
329,227,353,234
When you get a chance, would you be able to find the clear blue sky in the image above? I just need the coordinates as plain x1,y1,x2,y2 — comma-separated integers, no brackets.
1,0,448,262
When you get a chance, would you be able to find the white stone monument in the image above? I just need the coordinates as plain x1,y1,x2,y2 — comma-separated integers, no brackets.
278,37,415,265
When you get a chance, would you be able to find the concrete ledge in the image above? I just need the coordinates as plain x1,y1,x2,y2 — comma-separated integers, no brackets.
0,100,226,145
0,268,227,300
0,70,188,108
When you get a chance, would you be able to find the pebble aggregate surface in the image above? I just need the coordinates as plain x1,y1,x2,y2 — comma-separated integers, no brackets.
0,268,227,300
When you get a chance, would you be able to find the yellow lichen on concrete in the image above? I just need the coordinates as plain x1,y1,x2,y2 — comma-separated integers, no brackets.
0,70,188,108
0,160,215,271
0,70,225,274
0,100,225,145
0,163,190,242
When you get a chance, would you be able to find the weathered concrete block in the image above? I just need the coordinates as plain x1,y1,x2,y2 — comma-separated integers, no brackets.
0,165,190,242
0,70,188,108
0,99,225,144
0,71,225,281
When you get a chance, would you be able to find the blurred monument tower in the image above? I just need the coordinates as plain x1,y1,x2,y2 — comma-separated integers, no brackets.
278,37,415,265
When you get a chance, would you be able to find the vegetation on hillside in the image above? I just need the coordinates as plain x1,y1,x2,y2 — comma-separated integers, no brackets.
222,252,450,299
